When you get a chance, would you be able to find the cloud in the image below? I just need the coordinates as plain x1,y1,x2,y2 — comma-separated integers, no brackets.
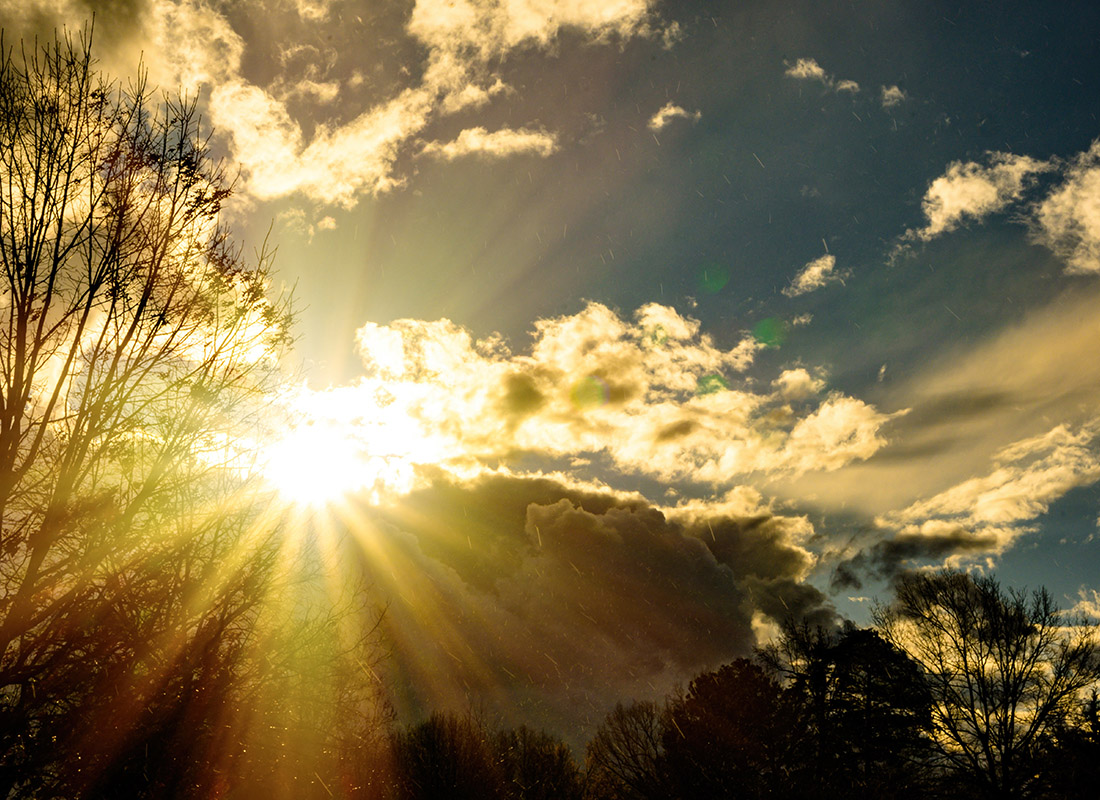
903,152,1052,241
784,58,829,82
782,253,846,297
773,368,826,401
889,423,1100,529
1031,139,1100,274
784,58,860,93
648,102,702,131
30,0,664,208
348,302,897,491
438,77,510,114
209,83,433,206
772,280,1100,584
420,126,559,160
1070,588,1100,621
832,423,1100,586
360,469,833,740
880,85,907,108
831,523,1003,589
292,0,335,22
147,0,246,89
407,0,661,104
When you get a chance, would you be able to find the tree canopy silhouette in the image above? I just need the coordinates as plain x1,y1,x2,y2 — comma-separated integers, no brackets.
874,570,1100,799
0,30,347,798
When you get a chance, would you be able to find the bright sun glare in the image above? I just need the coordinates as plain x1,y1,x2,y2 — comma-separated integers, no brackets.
260,384,436,508
263,423,373,507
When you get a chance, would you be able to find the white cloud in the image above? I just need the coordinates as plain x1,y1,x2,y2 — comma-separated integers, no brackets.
905,152,1052,241
878,423,1100,557
420,126,559,160
439,77,510,114
408,0,660,100
881,85,907,107
1031,139,1100,274
784,58,860,93
349,303,896,489
773,368,825,401
210,83,433,206
785,58,829,82
292,0,336,22
1070,588,1100,621
54,0,663,208
648,102,702,131
148,0,246,90
782,253,845,297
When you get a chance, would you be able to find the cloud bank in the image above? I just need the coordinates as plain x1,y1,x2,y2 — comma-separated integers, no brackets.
350,302,897,489
6,0,667,208
358,469,833,740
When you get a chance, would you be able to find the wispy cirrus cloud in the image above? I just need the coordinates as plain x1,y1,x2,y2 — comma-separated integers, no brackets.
648,102,701,131
782,254,846,297
420,126,558,160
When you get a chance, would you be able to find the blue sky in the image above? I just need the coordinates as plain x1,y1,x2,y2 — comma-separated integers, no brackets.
9,0,1100,742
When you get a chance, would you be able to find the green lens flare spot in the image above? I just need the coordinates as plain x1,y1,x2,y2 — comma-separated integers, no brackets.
570,376,609,409
752,317,788,348
698,263,730,294
696,374,730,395
645,324,669,348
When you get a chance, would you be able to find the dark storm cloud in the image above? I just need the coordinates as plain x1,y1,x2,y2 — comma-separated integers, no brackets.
358,469,832,742
831,527,1002,590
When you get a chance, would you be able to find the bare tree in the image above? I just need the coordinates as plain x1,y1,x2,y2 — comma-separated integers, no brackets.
585,701,668,800
0,29,308,796
874,570,1100,799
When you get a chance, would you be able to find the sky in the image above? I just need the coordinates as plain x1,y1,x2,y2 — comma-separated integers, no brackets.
6,0,1100,744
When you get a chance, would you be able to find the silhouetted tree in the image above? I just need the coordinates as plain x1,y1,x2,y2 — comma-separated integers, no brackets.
874,570,1100,799
495,725,585,800
759,622,934,799
585,700,668,800
661,659,808,799
1032,690,1100,799
391,712,507,800
0,29,403,799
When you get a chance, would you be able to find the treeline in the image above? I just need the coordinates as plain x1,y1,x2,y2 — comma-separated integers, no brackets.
17,569,1100,799
374,573,1100,800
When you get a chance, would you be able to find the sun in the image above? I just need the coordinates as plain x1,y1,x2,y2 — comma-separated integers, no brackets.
259,383,437,508
262,422,373,507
